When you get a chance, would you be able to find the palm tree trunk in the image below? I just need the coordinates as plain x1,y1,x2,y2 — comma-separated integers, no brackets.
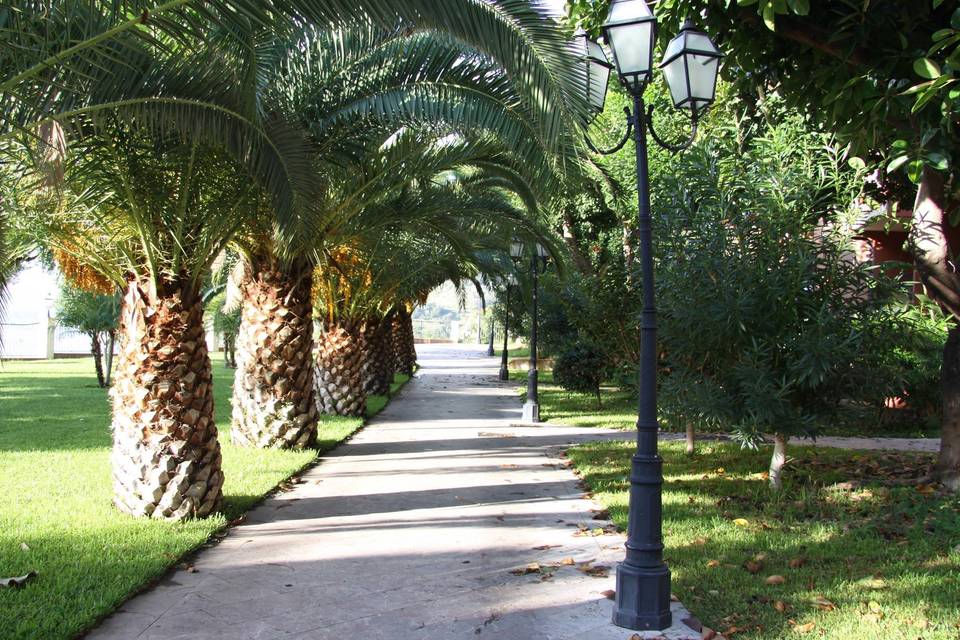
362,318,392,396
231,258,318,449
315,322,366,416
110,278,223,520
393,307,417,375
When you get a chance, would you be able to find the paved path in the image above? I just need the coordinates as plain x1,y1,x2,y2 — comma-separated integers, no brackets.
88,344,701,640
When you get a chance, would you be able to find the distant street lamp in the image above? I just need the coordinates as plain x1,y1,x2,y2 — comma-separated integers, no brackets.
510,240,548,423
575,1,723,631
499,273,517,381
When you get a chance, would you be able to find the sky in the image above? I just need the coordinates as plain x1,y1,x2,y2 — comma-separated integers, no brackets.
541,0,566,17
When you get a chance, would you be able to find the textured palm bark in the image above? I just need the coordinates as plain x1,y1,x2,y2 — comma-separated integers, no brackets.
393,307,417,375
231,259,318,449
315,323,366,416
939,327,960,490
362,319,392,396
111,279,223,520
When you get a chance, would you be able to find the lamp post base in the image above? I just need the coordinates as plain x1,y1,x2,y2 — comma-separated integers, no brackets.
487,345,495,356
612,561,672,630
521,401,539,423
498,365,509,381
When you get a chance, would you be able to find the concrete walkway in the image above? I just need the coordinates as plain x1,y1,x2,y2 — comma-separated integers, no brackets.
87,344,702,640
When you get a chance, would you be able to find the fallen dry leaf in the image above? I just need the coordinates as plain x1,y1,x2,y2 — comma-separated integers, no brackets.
733,518,749,527
788,557,807,569
578,564,610,577
509,562,542,575
794,621,816,634
707,559,721,568
692,537,709,546
773,600,788,613
531,544,561,550
812,596,835,611
765,575,786,585
857,577,888,590
861,613,881,624
601,589,615,600
19,543,29,552
701,627,718,640
744,560,763,574
560,557,575,566
0,572,36,588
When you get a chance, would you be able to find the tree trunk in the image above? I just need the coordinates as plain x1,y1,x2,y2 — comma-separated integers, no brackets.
362,318,392,396
315,322,366,416
90,332,106,388
104,330,115,386
393,307,417,376
909,166,960,490
231,258,318,450
685,422,695,455
768,432,788,490
110,278,223,520
938,327,960,490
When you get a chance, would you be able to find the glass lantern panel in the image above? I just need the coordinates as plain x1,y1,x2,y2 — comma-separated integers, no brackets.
607,0,653,22
510,242,523,259
662,34,684,63
661,56,689,107
588,60,611,110
535,243,548,258
685,32,719,55
688,54,719,103
606,21,653,77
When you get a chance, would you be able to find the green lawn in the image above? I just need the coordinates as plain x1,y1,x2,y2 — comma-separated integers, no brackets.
0,356,408,640
568,440,960,639
510,369,638,429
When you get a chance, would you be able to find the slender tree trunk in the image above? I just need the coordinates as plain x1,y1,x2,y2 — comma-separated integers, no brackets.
110,278,223,520
685,421,695,455
315,322,366,416
938,327,960,490
768,432,788,489
90,332,106,388
909,166,960,490
231,258,318,449
104,330,115,386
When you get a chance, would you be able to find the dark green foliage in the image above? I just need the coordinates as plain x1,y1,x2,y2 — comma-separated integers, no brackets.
54,281,119,387
653,115,935,446
552,341,608,408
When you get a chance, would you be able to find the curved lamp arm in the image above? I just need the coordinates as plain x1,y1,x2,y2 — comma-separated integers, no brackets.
585,107,634,156
646,104,702,154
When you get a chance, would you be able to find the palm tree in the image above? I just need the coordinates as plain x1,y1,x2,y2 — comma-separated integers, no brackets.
228,16,582,445
5,1,587,517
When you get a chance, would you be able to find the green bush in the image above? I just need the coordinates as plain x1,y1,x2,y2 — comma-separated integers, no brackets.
553,341,608,408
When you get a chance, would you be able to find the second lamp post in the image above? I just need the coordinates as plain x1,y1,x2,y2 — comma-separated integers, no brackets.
574,0,723,632
510,239,548,423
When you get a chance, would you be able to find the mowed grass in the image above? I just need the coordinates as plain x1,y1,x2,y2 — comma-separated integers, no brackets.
0,356,407,640
510,368,637,430
568,440,960,639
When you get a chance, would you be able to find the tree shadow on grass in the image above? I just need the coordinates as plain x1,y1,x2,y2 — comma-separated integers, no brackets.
569,440,960,639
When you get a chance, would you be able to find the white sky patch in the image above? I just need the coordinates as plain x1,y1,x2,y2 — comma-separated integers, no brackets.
541,0,567,17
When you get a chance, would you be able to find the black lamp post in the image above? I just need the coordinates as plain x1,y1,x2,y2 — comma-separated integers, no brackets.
510,239,548,423
498,274,516,381
575,1,723,631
